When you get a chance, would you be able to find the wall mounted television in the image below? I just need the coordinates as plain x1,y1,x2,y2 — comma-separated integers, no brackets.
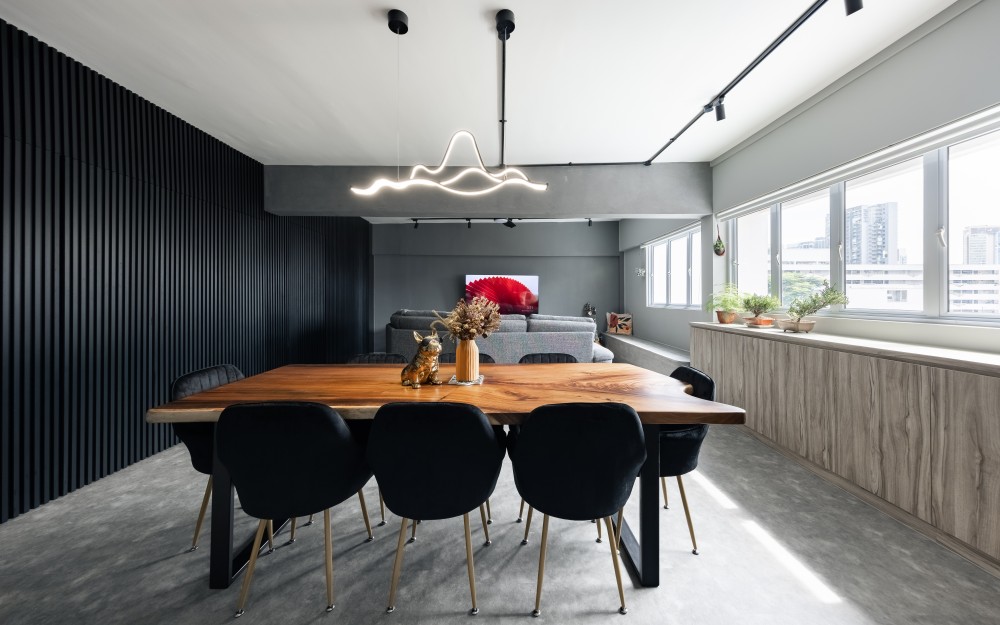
465,275,539,315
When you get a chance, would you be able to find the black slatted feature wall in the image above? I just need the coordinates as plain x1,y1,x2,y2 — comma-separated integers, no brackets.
0,19,373,523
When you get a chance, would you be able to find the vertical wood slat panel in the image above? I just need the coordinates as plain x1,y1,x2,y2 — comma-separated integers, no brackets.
0,19,373,524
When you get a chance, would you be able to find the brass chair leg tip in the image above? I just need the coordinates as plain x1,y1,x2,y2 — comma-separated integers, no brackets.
304,521,313,526
234,610,244,618
267,548,274,555
365,536,374,543
386,606,395,614
486,519,492,525
469,608,479,615
531,609,541,618
596,538,603,543
692,549,699,555
520,539,529,546
326,604,335,612
407,538,415,544
484,540,492,546
189,545,199,552
618,606,628,615
287,538,296,544
377,521,387,527
663,505,669,509
516,518,522,523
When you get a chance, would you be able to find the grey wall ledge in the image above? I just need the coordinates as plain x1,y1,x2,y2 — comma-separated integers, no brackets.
264,162,711,219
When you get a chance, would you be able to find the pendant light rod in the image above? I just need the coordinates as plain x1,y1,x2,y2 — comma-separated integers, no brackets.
496,10,515,168
644,0,861,165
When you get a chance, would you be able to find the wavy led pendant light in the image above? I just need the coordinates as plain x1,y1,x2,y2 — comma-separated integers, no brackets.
351,9,546,197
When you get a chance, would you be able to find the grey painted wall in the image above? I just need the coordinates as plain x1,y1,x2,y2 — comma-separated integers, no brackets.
372,222,621,351
265,162,711,219
712,0,999,212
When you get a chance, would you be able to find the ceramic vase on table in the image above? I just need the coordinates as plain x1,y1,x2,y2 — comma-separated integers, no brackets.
455,339,480,383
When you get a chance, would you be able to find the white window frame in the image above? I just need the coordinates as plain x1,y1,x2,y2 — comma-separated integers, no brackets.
645,225,701,309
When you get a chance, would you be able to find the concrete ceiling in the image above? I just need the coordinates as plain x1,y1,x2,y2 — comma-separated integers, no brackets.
0,0,958,169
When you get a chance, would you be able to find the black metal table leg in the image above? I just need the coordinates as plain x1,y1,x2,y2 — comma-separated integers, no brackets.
208,430,287,589
615,424,660,587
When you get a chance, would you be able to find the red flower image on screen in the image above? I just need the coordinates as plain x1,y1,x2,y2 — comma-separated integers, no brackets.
465,276,539,315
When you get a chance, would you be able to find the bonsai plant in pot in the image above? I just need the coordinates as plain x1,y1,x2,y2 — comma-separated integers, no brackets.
704,283,743,324
779,281,848,333
741,293,780,327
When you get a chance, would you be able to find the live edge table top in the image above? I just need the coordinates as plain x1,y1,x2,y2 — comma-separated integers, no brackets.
145,363,746,426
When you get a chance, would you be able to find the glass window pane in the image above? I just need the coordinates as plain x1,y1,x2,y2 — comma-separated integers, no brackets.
650,243,667,305
844,158,923,311
669,237,688,304
691,232,702,306
781,189,830,306
948,131,1000,315
737,210,771,296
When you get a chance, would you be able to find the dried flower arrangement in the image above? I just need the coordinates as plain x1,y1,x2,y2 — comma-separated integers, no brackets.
432,296,502,341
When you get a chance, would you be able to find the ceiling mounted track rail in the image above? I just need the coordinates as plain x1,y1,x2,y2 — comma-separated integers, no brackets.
643,0,863,165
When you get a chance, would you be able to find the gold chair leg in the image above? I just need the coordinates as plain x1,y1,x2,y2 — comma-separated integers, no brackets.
464,512,480,615
267,520,274,554
386,517,409,613
677,476,698,555
324,509,335,612
358,490,374,542
234,519,268,617
596,517,603,543
191,476,212,551
479,504,492,546
661,476,669,509
306,514,314,526
377,486,387,527
604,517,628,615
521,506,534,545
532,514,550,617
517,497,525,523
485,498,493,524
290,517,298,543
615,508,623,551
408,518,418,544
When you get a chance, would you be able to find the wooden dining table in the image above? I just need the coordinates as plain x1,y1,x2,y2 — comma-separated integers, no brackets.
146,362,745,589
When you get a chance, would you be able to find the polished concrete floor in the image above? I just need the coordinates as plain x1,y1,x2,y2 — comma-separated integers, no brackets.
1,425,998,625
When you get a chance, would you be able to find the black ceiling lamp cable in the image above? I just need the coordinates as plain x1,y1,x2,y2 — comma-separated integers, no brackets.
496,10,515,170
387,10,408,182
643,0,862,165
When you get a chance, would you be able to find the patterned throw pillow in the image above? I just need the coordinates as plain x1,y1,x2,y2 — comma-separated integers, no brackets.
606,312,633,335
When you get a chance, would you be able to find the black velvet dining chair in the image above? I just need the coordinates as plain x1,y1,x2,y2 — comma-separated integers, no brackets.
346,352,408,364
367,402,506,615
658,365,714,555
508,402,645,617
216,402,373,617
518,353,578,364
169,364,245,551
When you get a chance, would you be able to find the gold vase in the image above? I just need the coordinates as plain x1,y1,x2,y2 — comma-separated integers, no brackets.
455,339,480,383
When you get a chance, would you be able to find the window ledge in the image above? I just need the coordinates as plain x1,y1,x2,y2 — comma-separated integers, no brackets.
690,321,1000,378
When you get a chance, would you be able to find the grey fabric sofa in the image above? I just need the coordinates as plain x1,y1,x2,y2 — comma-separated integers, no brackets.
386,310,615,364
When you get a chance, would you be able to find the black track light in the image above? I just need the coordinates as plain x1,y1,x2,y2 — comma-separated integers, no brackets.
413,219,419,229
588,218,593,227
715,97,726,122
504,218,516,228
844,0,863,16
467,219,472,229
495,9,515,41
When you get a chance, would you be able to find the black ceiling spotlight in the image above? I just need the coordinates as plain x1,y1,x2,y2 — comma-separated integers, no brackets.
844,0,863,16
588,218,593,227
387,9,408,34
504,218,517,228
412,219,419,229
715,97,726,121
467,218,472,229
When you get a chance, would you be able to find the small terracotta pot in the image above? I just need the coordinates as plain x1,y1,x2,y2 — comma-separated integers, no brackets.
715,310,738,324
744,316,774,327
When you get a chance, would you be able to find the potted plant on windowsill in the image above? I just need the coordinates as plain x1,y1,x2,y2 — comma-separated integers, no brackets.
741,293,780,328
704,283,743,324
778,282,848,333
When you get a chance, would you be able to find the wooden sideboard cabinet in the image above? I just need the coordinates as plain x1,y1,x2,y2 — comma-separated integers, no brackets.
690,322,1000,565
